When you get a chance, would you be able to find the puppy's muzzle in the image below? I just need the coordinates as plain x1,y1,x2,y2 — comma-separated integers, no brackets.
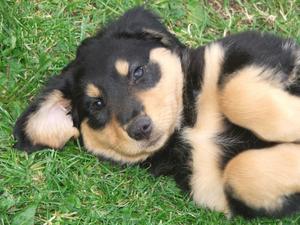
127,116,152,140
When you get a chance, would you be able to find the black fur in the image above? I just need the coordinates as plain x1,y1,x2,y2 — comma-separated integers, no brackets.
217,119,276,170
141,130,192,192
96,7,184,49
287,65,300,96
225,185,300,218
182,47,205,127
218,31,297,88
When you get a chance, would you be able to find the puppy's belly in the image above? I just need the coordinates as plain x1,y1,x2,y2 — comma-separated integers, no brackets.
185,43,229,213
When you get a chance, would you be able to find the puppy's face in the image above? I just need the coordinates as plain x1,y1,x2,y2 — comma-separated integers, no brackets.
76,39,184,163
14,7,185,163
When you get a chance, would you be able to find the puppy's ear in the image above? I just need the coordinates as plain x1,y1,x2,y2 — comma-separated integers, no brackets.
99,7,184,48
13,62,79,152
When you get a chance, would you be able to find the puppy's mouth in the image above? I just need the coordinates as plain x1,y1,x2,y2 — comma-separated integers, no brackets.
140,132,166,152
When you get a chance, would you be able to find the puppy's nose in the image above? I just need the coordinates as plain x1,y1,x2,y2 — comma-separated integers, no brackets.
127,116,152,140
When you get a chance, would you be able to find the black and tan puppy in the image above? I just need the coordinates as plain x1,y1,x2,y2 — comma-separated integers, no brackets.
14,7,300,218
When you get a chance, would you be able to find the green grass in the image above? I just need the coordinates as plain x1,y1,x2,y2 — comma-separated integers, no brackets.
1,0,300,224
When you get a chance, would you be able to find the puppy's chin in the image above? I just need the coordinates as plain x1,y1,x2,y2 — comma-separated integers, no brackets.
140,132,168,153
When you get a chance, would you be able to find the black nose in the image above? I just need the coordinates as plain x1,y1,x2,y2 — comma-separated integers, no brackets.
127,116,152,140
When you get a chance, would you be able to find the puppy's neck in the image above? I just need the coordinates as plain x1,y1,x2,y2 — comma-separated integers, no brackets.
180,47,205,127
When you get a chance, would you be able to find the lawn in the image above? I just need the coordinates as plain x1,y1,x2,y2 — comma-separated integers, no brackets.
1,0,300,224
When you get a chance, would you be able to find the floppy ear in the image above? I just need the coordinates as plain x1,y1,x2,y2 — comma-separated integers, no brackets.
98,6,184,49
13,62,79,152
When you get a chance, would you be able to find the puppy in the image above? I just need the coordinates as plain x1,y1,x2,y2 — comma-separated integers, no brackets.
14,7,300,218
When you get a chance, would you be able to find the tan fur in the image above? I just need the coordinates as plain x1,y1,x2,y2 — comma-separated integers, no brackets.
81,119,149,163
81,47,184,163
186,43,229,213
26,90,79,148
86,84,102,98
224,143,300,211
115,59,129,76
137,47,184,146
220,66,300,142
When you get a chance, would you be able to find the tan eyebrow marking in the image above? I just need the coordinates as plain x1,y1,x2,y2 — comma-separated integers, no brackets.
115,59,129,76
86,84,102,97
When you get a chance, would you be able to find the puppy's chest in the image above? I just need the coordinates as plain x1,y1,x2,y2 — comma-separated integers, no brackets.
184,43,271,212
184,70,228,211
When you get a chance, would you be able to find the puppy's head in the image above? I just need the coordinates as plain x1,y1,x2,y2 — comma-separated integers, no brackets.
14,7,185,163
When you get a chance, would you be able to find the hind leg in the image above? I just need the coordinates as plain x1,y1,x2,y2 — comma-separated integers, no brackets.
223,143,300,218
220,66,300,142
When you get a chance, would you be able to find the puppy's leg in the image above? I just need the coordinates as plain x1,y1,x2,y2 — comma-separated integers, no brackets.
14,62,79,152
223,143,300,218
219,65,300,142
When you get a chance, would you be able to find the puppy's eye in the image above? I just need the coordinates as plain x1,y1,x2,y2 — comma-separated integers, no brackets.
133,66,144,81
92,98,104,109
